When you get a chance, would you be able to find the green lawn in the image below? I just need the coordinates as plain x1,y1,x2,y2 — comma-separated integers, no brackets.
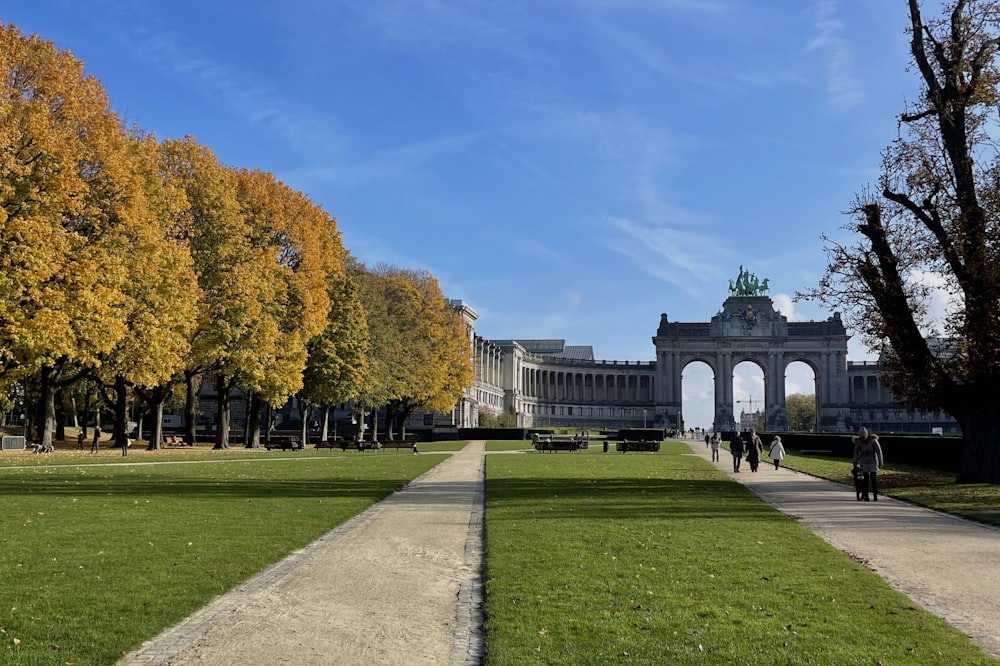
2,440,996,665
482,441,997,665
0,451,444,665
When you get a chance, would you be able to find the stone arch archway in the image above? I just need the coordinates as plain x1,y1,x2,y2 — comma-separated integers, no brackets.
653,292,849,432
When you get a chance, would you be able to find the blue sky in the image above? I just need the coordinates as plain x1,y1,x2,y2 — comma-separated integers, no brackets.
4,1,922,429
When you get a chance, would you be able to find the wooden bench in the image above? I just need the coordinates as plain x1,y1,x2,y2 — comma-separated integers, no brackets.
532,434,585,452
380,440,417,452
333,441,378,452
616,440,661,453
315,437,345,449
264,438,303,451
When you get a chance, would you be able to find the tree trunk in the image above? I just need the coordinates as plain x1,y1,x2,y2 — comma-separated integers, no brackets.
214,373,231,450
113,375,129,450
244,393,262,448
146,385,168,450
296,397,311,448
37,365,57,448
320,404,330,442
184,371,199,445
956,401,1000,484
55,389,67,442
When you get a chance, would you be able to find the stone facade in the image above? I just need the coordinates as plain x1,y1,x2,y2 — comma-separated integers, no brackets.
447,291,958,434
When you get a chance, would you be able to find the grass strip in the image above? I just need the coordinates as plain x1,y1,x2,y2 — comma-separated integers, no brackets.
0,453,444,665
483,441,996,665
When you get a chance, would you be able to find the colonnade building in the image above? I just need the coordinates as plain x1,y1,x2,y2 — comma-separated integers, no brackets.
447,275,960,434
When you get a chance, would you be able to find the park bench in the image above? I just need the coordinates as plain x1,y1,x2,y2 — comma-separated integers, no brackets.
380,440,417,452
334,440,378,452
264,437,303,451
532,434,585,452
616,440,661,453
315,437,345,449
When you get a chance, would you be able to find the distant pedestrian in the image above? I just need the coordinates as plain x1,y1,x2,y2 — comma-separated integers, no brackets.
704,433,710,448
76,431,85,451
121,434,130,457
853,426,884,501
710,432,721,462
746,429,763,472
730,432,744,472
769,435,785,470
90,425,101,454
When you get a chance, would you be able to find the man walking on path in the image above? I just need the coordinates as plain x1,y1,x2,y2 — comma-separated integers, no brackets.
686,438,1000,659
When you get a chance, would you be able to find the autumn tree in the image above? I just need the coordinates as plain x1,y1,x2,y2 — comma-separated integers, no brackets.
298,270,369,445
224,168,342,447
157,137,248,447
353,265,472,440
784,394,816,432
0,25,154,447
803,0,1000,482
88,133,200,450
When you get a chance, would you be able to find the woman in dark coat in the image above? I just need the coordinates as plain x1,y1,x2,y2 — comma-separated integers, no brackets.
746,429,763,472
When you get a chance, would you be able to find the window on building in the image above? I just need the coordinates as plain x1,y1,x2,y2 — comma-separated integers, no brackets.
423,414,434,426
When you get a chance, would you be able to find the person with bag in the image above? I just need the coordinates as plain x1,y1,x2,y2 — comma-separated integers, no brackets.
709,432,721,462
852,426,884,502
768,435,785,470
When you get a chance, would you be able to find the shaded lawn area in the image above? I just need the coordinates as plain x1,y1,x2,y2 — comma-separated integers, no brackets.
483,441,996,665
0,453,444,665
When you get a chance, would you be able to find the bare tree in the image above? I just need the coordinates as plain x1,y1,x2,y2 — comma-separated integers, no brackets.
802,0,1000,483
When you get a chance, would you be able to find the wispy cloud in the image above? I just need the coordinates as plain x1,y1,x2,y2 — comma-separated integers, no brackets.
807,0,864,111
123,27,347,163
602,216,730,297
514,239,570,267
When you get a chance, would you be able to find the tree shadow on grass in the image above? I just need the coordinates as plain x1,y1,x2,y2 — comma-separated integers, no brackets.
0,473,415,501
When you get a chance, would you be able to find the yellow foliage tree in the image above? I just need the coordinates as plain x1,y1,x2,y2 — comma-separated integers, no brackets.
0,25,151,447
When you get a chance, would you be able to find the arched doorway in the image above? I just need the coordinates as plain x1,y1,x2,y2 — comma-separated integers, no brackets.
733,360,765,432
784,360,818,431
681,361,714,433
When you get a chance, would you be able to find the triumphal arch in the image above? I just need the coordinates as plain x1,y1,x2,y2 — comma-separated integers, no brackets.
653,268,850,432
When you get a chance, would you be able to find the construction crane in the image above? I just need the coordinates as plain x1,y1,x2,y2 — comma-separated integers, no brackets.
736,394,762,430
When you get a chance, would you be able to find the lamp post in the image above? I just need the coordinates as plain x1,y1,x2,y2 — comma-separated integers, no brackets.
643,409,647,428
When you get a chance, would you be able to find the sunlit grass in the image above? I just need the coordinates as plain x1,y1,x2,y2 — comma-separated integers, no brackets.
483,442,996,665
0,453,444,664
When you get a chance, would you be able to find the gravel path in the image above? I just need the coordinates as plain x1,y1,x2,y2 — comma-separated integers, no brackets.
686,439,1000,659
119,441,485,666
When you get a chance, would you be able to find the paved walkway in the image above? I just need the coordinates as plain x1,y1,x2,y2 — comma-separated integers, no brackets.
119,442,486,666
685,439,1000,659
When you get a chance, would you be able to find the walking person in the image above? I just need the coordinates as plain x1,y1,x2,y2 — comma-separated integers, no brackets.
90,425,101,454
76,430,85,451
730,431,744,473
121,433,130,457
710,432,721,462
746,429,763,472
769,435,785,470
853,426,884,501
